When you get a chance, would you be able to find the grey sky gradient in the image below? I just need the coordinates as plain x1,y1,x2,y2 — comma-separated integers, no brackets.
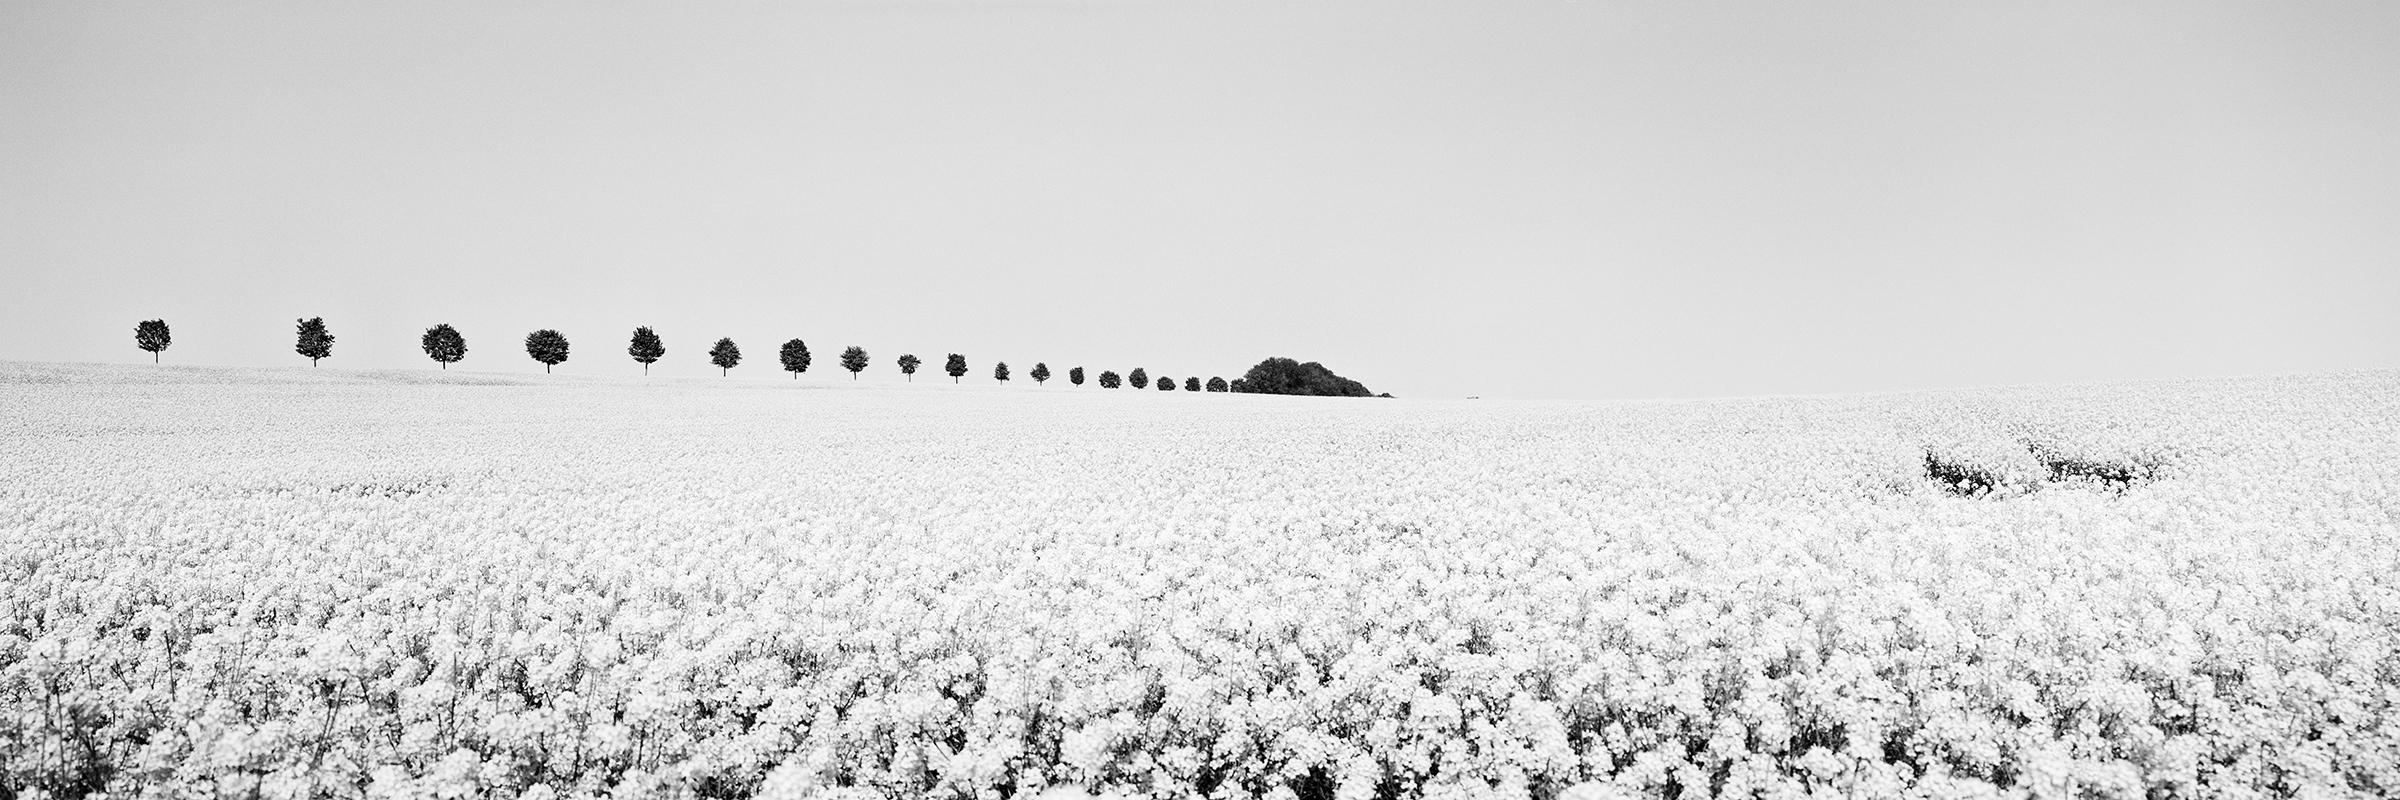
5,2,2396,399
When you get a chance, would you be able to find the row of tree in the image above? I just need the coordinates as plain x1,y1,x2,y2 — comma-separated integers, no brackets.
128,318,1294,393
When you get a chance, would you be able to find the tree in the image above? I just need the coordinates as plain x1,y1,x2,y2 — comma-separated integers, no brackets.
1231,357,1376,397
1128,368,1148,389
1030,363,1051,386
994,361,1011,384
134,319,171,363
628,327,665,374
1159,376,1175,391
897,354,922,381
780,339,811,378
1069,366,1085,386
944,353,968,383
1230,378,1249,392
840,346,869,379
1098,370,1122,388
421,323,467,369
1206,376,1229,392
294,317,334,366
525,329,570,373
709,338,742,376
1184,377,1201,392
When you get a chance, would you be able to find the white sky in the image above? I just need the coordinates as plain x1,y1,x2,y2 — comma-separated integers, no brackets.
4,2,2396,399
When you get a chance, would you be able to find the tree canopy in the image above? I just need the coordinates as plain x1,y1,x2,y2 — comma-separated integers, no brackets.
708,338,742,376
628,327,665,374
779,339,811,377
525,330,571,373
294,317,334,366
1030,363,1051,386
944,354,968,383
134,319,171,363
421,324,467,369
840,346,869,378
1229,357,1377,397
897,354,921,381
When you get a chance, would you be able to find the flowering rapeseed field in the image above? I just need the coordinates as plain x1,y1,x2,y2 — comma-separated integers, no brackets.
3,362,2394,799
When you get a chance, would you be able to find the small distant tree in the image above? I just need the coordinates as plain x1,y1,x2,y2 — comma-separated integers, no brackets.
421,323,467,369
1128,368,1148,389
780,339,811,378
1069,366,1085,386
134,319,171,363
628,327,665,374
525,329,570,373
1098,370,1122,389
1230,378,1249,392
840,346,869,379
944,353,968,383
709,338,742,376
897,354,922,381
1184,377,1200,392
1206,376,1228,392
1159,376,1175,391
994,361,1011,384
1030,363,1051,386
295,317,334,366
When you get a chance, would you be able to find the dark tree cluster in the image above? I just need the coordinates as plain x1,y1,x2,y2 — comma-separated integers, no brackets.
1229,357,1376,397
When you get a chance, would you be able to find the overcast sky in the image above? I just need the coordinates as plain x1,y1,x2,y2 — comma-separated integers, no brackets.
4,2,2395,399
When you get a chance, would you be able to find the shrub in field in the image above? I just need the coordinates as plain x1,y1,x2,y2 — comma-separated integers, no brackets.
1231,357,1373,397
1098,370,1121,388
946,354,969,383
1031,363,1051,386
897,354,922,381
1129,368,1148,389
840,346,869,379
1070,367,1085,386
1158,376,1174,391
420,323,467,369
709,338,742,376
994,361,1011,384
780,339,811,378
524,329,570,372
134,319,171,363
1206,377,1228,392
295,317,334,366
1184,377,1200,392
629,327,666,374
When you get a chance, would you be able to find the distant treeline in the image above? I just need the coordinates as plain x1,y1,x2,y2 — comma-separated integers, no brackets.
128,318,1389,397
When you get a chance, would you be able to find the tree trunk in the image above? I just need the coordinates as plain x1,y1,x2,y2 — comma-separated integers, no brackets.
546,364,551,374
153,352,159,364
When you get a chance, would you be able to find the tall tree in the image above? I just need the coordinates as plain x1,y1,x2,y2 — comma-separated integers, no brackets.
628,327,665,374
840,346,869,379
1206,376,1229,392
1030,363,1051,386
1184,377,1200,392
994,361,1011,384
709,338,742,376
780,339,812,378
1128,368,1148,389
944,353,968,383
134,319,171,363
421,323,467,369
294,317,334,366
1098,370,1121,389
525,329,571,373
1069,366,1085,386
897,354,922,381
1159,376,1175,391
